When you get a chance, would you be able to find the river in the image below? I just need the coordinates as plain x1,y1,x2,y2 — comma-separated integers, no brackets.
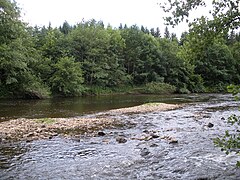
1,94,240,179
0,94,213,121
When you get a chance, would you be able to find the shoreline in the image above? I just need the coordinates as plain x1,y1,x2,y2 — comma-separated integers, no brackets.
0,103,180,142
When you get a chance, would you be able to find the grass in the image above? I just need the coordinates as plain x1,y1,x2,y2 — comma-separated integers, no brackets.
35,118,55,124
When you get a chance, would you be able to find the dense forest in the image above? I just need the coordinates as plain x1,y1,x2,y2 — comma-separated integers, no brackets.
1,0,240,98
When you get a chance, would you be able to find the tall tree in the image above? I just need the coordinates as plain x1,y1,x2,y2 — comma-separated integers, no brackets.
155,27,161,38
0,0,49,98
59,21,72,35
164,26,170,39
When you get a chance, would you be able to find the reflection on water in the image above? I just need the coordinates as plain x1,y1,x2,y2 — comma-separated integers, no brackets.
0,93,231,121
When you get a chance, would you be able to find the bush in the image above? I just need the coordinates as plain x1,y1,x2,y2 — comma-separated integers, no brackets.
84,86,113,95
179,87,191,94
50,57,84,96
142,82,176,94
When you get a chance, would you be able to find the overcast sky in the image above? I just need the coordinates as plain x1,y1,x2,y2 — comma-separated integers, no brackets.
16,0,210,37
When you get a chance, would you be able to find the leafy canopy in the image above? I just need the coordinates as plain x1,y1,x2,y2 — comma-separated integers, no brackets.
160,0,240,33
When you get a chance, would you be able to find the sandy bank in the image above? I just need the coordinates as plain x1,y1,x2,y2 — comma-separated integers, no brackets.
108,103,180,114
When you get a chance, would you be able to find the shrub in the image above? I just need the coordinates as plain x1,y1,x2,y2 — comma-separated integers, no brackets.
50,57,84,96
143,82,176,94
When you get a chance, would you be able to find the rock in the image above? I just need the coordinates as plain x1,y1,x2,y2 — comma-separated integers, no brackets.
203,115,211,118
169,139,178,144
116,136,127,143
150,133,160,138
26,139,32,143
145,136,153,141
26,132,34,137
102,139,110,143
98,131,106,136
150,143,159,147
143,130,149,133
207,122,214,128
52,133,58,136
140,148,150,156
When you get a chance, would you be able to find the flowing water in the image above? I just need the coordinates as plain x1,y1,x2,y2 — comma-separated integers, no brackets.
1,94,240,179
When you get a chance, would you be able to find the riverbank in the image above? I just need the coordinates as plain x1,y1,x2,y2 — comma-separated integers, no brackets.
0,103,180,142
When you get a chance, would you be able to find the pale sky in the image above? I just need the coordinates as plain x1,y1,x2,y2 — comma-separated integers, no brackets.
16,0,210,37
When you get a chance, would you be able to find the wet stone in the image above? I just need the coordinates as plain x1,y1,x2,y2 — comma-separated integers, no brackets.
26,139,32,143
140,148,150,156
143,130,149,133
25,132,34,138
150,133,160,139
169,139,178,144
203,115,211,118
98,131,106,136
150,143,159,147
207,122,214,128
116,136,127,143
52,133,58,136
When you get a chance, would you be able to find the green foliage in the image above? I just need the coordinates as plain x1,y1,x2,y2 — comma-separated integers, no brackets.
1,0,240,99
0,0,50,98
161,0,240,33
179,87,191,94
143,82,176,94
67,21,128,87
228,84,240,98
161,0,240,92
214,114,240,167
50,57,84,96
0,0,22,44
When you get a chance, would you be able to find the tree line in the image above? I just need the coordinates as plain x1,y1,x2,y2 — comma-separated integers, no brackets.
1,0,240,98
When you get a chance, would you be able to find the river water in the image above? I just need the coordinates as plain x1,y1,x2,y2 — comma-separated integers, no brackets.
1,94,240,179
0,94,212,121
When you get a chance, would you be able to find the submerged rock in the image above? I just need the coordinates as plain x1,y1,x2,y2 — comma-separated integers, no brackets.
150,143,159,147
140,148,150,156
116,136,127,143
207,122,214,128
